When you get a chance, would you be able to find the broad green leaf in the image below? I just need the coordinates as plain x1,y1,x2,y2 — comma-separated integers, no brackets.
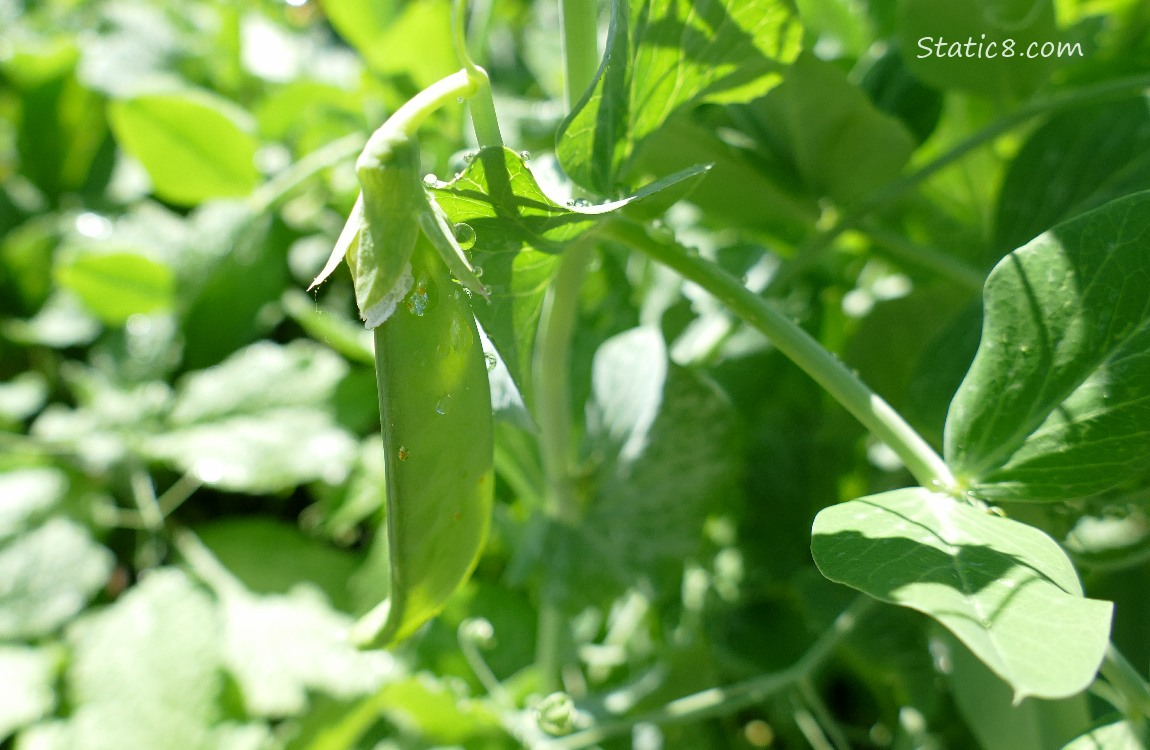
994,97,1150,253
53,569,269,750
0,372,49,424
53,251,175,324
546,328,740,605
143,408,356,493
0,519,113,639
108,91,260,205
945,192,1150,501
937,629,1092,750
811,488,1113,700
0,467,66,538
556,0,802,194
179,531,394,718
1062,719,1146,749
195,517,364,613
319,0,397,73
429,146,706,389
353,238,494,646
898,0,1058,99
168,340,349,423
755,52,916,202
0,646,59,740
139,341,357,493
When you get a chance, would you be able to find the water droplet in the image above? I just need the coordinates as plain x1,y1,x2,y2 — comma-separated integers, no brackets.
453,222,476,249
481,284,493,296
423,173,439,187
473,265,485,279
397,446,409,461
519,150,531,162
436,395,453,415
463,150,477,163
456,96,464,104
484,352,497,371
404,275,436,316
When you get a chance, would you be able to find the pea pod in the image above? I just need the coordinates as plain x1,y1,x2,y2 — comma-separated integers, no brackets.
353,234,494,647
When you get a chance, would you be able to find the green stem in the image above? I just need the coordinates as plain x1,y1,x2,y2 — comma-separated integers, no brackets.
249,132,364,214
560,0,600,109
453,0,503,146
546,597,874,749
1100,644,1150,719
359,70,478,169
599,219,956,493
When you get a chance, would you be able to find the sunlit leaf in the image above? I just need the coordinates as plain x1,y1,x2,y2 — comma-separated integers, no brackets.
54,251,175,324
812,488,1113,700
108,90,260,205
945,192,1150,501
0,646,59,740
557,0,802,194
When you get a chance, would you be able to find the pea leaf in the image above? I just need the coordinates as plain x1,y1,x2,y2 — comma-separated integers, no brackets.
143,341,357,493
429,146,707,389
0,468,66,538
811,488,1113,701
53,251,175,324
994,98,1150,254
178,531,394,718
49,569,270,750
0,646,59,740
556,0,802,195
108,90,260,205
945,192,1150,501
1061,719,1146,749
0,519,113,639
546,328,741,605
898,0,1058,99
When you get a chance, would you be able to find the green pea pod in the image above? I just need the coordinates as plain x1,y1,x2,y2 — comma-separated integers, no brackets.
353,234,494,647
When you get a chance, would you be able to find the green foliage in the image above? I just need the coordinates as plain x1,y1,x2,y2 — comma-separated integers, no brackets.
3,0,1150,747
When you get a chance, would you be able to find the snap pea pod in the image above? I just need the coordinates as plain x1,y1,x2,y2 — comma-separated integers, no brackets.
353,234,494,647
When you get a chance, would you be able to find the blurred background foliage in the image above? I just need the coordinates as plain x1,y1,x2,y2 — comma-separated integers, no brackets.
1,0,1149,748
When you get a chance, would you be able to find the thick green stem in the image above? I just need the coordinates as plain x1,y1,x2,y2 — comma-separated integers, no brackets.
600,219,956,493
1100,645,1150,720
359,70,477,169
453,0,503,146
560,0,600,109
545,597,874,749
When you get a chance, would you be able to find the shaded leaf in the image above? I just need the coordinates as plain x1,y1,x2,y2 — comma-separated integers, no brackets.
811,488,1113,700
108,91,260,205
945,192,1150,501
556,0,802,194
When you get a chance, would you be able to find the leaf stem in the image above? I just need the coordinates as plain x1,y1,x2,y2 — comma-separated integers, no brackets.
599,219,957,493
453,0,503,146
543,596,875,749
1100,644,1150,720
359,70,478,169
560,0,600,109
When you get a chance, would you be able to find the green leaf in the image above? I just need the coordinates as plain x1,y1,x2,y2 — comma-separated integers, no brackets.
811,488,1113,700
429,146,705,389
354,238,494,646
139,341,357,493
1062,719,1147,749
945,192,1150,501
994,98,1150,254
52,569,270,750
54,251,175,325
898,0,1058,99
548,328,740,605
756,52,916,202
0,646,59,740
195,517,364,613
556,0,802,194
108,91,260,205
0,519,113,639
144,408,357,493
177,531,394,719
0,468,67,538
376,674,502,744
937,629,1092,750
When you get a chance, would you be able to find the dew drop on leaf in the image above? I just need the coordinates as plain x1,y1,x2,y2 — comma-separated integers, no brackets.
519,150,531,162
484,352,497,372
423,173,439,187
453,222,476,249
436,395,452,415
